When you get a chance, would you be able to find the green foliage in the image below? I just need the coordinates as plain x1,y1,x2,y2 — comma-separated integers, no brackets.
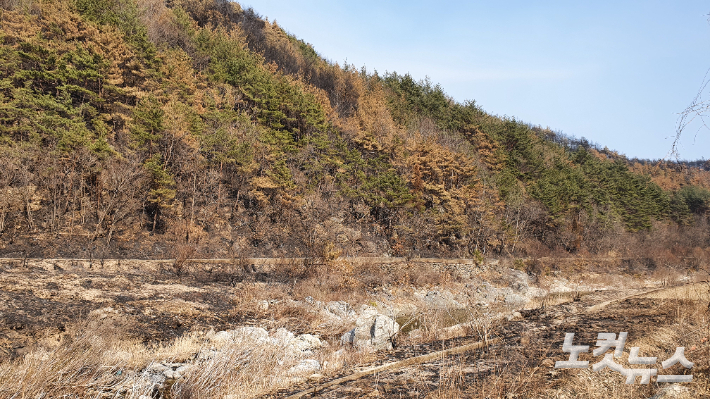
285,33,320,65
130,96,164,148
199,116,253,167
74,0,156,63
670,191,692,224
3,0,705,255
381,72,483,132
359,168,413,208
144,152,176,207
529,147,670,231
186,21,327,151
379,71,677,233
572,151,669,231
0,38,113,155
338,154,414,209
530,159,589,217
677,185,710,214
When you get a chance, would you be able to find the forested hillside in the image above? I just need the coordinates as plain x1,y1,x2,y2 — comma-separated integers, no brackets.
0,0,708,263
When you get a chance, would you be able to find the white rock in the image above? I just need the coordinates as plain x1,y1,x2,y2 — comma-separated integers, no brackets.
508,269,529,290
211,330,233,343
272,327,295,346
257,300,270,311
341,329,355,345
234,326,270,343
347,308,399,350
295,334,323,349
176,364,192,375
370,315,399,349
140,371,166,390
163,369,177,379
420,290,465,309
197,348,219,360
286,334,323,356
288,359,321,375
325,301,354,318
213,327,270,344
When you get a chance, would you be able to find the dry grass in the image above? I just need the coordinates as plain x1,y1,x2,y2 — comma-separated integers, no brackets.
8,257,705,399
0,314,365,399
524,290,589,310
0,316,155,398
408,280,710,399
639,282,710,301
171,341,286,398
169,331,377,398
548,291,710,398
0,258,494,398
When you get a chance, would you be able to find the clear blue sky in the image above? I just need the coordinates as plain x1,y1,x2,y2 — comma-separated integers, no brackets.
242,1,710,161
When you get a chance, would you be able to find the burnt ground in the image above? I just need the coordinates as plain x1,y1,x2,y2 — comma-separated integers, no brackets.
271,293,710,398
1,259,709,398
0,260,245,359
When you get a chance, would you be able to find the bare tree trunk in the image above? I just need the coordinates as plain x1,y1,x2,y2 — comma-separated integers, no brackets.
153,209,158,232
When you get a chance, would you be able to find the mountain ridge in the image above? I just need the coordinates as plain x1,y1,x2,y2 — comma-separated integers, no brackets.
0,0,708,266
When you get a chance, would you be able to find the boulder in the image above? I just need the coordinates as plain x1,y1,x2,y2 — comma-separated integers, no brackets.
342,307,399,350
271,327,295,345
508,269,529,292
288,359,321,375
211,326,270,345
320,301,357,322
146,361,192,380
324,301,355,319
471,282,500,303
286,334,324,356
340,329,355,346
506,311,523,321
271,328,324,357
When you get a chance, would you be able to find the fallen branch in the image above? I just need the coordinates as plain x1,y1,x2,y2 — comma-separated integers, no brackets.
284,337,501,399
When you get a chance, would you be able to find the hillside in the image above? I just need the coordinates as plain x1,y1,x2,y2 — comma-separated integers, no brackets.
0,0,708,264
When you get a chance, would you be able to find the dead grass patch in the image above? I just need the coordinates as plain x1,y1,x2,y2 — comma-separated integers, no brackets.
0,316,154,398
640,282,710,301
0,313,366,399
550,296,710,398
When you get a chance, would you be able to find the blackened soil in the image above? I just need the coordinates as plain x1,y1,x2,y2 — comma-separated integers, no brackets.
270,294,696,398
0,262,241,359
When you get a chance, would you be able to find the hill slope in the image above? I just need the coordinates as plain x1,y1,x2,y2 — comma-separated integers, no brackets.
0,0,708,264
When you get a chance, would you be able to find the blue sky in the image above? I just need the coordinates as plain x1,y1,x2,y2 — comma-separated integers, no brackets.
242,1,710,161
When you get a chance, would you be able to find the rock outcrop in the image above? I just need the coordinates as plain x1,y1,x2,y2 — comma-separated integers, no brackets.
341,307,399,350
